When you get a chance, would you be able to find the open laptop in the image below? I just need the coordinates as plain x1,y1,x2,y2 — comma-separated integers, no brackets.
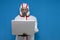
12,20,35,35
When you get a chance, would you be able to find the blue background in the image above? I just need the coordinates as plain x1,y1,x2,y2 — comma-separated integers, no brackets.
0,0,60,40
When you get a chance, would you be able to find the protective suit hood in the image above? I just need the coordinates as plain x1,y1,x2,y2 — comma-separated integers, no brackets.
19,3,30,17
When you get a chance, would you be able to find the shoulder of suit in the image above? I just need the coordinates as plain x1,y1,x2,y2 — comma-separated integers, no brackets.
30,15,37,20
16,15,20,17
14,15,20,20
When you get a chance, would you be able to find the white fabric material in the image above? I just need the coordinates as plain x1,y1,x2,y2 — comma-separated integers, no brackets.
15,35,34,40
14,15,39,32
14,15,39,40
13,3,39,40
20,3,29,10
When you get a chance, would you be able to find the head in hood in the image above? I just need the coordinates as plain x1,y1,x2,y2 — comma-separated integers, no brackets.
20,3,30,17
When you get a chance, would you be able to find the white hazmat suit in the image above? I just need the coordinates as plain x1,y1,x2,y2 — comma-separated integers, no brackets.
13,3,39,40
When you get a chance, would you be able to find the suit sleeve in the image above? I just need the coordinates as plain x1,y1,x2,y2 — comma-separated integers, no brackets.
35,17,39,33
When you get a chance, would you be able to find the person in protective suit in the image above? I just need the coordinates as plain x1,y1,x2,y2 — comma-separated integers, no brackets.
14,3,39,40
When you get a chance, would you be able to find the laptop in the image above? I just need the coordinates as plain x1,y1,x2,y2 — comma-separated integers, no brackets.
12,20,35,35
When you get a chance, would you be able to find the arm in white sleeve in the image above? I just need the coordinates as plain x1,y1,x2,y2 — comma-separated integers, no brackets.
35,17,39,33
